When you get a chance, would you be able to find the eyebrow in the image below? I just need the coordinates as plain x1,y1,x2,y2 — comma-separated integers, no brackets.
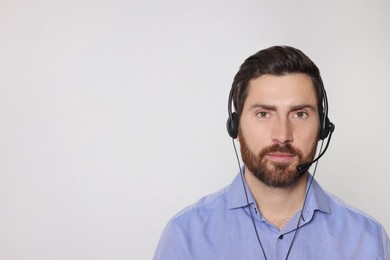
249,104,317,112
290,104,317,112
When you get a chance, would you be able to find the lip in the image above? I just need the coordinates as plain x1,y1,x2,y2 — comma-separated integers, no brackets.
266,153,296,163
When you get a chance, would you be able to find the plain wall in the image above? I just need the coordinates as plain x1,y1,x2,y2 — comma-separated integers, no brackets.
0,0,389,259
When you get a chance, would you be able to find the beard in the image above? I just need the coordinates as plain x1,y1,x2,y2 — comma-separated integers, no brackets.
239,133,318,188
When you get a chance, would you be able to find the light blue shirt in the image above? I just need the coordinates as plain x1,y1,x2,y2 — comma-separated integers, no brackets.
154,172,390,259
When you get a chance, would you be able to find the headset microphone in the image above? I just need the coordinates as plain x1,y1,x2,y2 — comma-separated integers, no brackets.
296,122,335,175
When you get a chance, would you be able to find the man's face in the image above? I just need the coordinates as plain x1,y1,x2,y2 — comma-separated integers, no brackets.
238,73,320,188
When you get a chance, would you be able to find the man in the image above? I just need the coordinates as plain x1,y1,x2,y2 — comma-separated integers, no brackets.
153,46,390,259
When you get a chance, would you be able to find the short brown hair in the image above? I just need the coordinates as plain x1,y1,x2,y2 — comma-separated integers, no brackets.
231,46,325,118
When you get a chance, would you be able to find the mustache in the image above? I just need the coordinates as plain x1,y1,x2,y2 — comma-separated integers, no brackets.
261,143,299,155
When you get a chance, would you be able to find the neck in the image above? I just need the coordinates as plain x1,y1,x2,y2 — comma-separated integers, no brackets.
245,169,308,230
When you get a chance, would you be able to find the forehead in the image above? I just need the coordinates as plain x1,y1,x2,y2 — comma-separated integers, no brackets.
244,73,318,109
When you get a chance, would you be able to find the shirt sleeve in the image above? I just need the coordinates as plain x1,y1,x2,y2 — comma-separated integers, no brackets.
153,219,189,260
381,226,390,260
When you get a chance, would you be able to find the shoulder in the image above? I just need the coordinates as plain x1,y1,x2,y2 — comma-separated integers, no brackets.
310,186,390,258
153,185,232,260
169,184,230,225
326,191,382,226
325,191,389,243
326,191,390,257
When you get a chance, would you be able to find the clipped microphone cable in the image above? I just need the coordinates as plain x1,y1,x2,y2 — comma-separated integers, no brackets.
284,140,325,260
232,139,268,260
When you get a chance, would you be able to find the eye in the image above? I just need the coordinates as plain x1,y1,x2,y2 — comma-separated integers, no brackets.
293,111,308,119
256,111,270,118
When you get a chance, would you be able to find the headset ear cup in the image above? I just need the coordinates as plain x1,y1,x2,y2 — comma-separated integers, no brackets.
319,116,331,140
227,112,239,139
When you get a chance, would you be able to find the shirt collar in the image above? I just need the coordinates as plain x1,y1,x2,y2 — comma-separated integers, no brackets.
301,173,331,220
226,169,331,217
227,168,256,209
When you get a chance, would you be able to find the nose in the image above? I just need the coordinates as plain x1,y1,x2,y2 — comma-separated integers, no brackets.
272,118,293,144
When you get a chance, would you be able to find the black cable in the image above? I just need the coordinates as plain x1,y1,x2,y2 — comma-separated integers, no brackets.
284,140,325,259
232,139,268,260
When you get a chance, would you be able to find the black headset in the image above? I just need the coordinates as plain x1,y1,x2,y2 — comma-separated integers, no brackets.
226,81,335,141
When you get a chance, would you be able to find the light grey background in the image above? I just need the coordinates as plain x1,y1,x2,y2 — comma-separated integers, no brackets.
1,0,389,259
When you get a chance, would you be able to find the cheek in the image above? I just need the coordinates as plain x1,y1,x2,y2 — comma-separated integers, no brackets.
296,130,319,154
239,128,269,153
